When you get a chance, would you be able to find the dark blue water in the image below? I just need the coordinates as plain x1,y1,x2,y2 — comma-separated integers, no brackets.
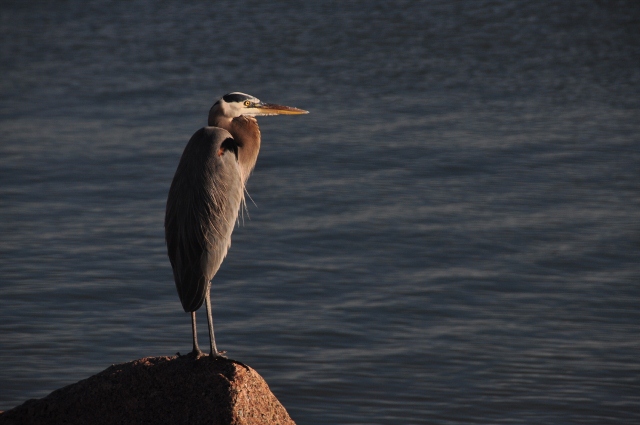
1,1,639,423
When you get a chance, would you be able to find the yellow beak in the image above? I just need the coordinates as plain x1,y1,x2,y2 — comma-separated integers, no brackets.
254,102,309,116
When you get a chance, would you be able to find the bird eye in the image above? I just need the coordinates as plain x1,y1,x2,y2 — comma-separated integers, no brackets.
244,100,251,107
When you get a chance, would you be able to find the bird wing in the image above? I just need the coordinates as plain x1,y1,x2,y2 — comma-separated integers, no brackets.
165,127,243,312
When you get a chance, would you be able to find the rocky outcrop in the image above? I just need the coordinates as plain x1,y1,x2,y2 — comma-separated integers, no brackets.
0,354,296,425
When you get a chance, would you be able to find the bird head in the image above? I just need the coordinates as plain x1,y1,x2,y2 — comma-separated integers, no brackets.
209,92,308,124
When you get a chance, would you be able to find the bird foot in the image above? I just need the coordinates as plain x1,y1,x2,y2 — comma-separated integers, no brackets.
210,350,227,359
190,348,204,358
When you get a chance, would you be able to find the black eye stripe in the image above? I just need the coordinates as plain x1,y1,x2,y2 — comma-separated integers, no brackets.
223,93,252,103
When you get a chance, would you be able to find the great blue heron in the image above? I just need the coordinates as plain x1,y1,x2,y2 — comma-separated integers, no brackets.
165,92,308,357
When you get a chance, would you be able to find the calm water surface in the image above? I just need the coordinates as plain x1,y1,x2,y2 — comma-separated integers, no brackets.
1,1,639,424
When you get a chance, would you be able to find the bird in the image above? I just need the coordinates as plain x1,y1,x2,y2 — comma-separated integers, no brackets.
165,92,308,357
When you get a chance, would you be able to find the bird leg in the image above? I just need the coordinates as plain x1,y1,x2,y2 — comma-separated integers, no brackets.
190,311,202,356
205,283,225,357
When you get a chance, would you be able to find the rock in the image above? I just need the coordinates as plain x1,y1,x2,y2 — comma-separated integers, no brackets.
0,354,296,425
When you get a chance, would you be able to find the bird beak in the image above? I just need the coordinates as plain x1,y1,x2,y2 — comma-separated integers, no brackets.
253,102,309,116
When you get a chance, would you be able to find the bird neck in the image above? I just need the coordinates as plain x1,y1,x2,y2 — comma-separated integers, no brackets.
210,115,261,184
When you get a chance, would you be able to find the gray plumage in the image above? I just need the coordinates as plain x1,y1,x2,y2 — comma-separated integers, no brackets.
165,127,242,313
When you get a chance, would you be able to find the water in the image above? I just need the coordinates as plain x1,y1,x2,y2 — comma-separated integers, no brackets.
1,1,639,423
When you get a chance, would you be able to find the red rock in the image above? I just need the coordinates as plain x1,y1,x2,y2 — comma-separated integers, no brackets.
0,355,296,425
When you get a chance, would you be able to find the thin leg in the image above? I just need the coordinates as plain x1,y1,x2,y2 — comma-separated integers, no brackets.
205,283,221,357
191,311,202,355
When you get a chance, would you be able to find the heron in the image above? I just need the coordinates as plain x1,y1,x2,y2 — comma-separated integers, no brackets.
165,92,308,357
